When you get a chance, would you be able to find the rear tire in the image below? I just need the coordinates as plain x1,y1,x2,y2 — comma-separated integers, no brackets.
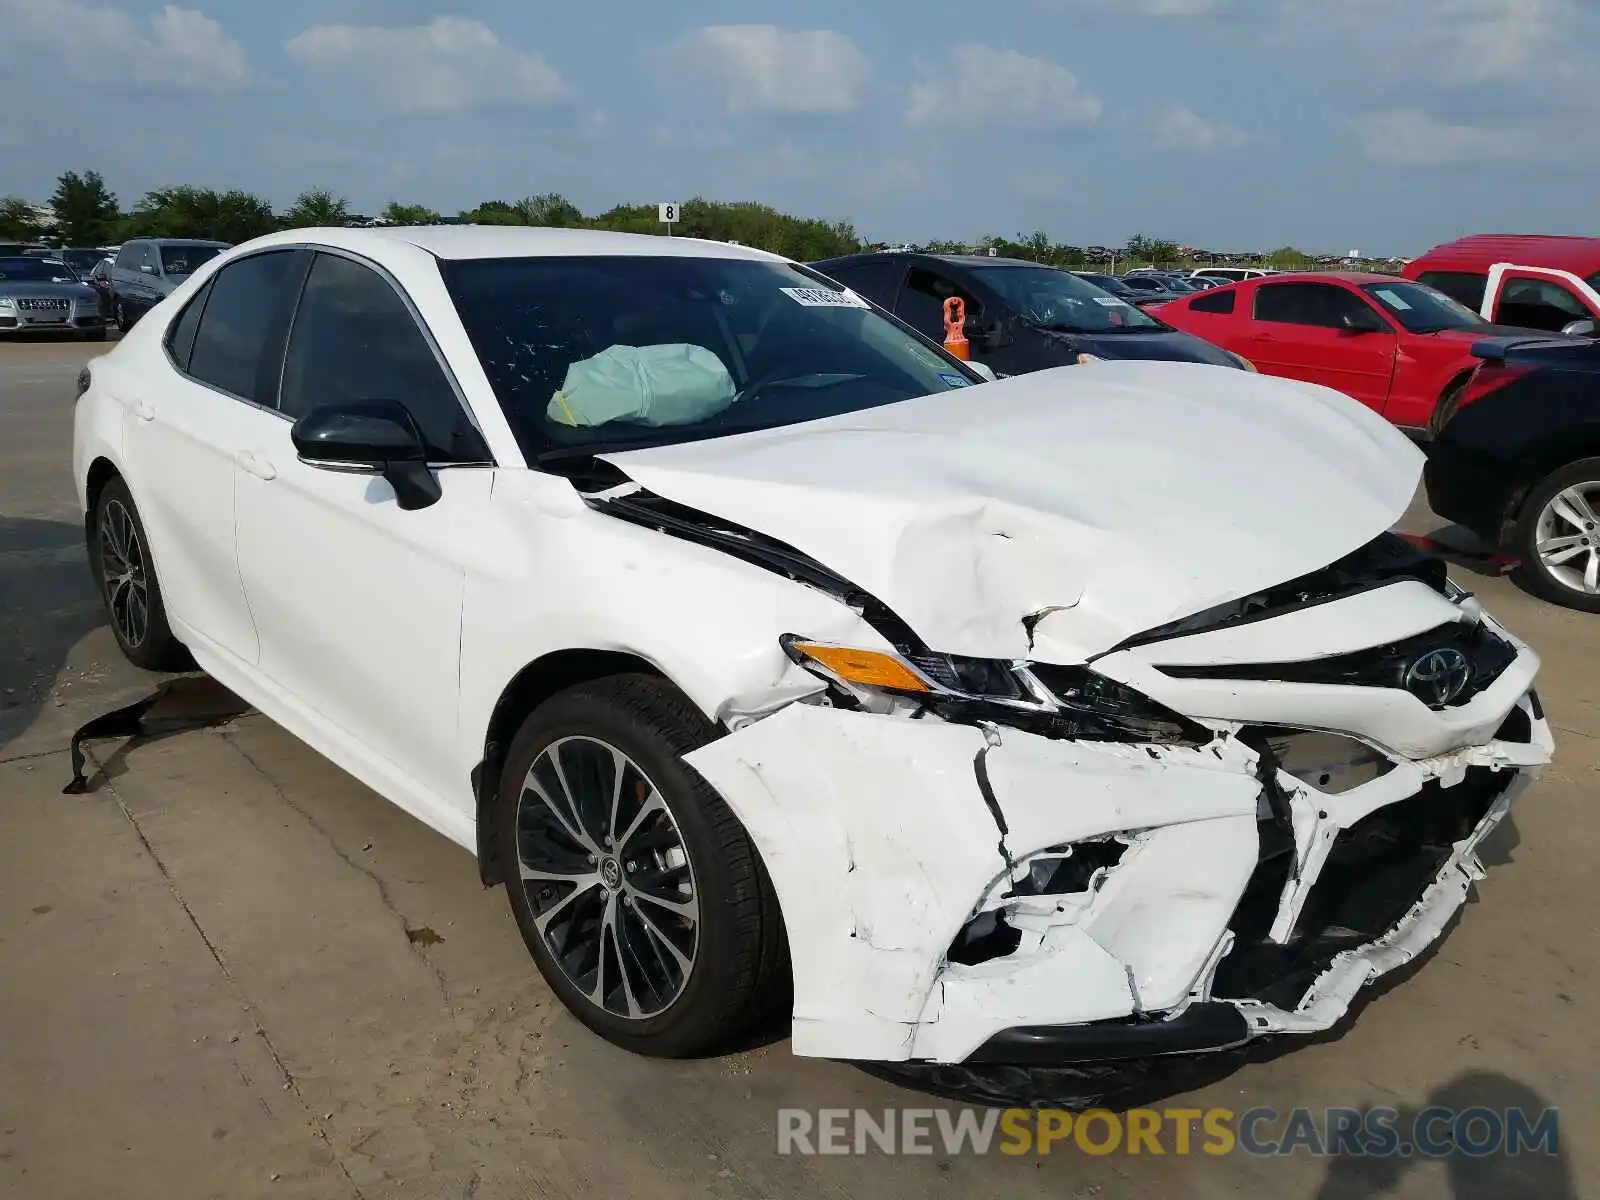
497,674,787,1058
88,477,193,670
1512,457,1600,613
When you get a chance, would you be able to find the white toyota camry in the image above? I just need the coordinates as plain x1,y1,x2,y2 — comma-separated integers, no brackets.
72,226,1551,1094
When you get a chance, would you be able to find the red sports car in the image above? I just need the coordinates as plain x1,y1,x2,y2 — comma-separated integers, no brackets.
1152,272,1548,432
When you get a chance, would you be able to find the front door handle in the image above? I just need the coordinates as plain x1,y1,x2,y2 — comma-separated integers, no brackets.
237,450,277,481
131,399,155,422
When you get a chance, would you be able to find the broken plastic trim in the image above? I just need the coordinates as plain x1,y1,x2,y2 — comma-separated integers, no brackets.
62,678,253,794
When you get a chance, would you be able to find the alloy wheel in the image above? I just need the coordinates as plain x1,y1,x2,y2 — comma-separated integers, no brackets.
1535,482,1600,596
514,736,699,1019
98,498,151,648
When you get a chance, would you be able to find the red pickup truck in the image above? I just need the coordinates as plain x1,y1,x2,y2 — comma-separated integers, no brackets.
1404,234,1600,337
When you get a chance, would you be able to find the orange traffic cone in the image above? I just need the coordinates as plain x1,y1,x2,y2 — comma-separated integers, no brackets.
943,296,970,360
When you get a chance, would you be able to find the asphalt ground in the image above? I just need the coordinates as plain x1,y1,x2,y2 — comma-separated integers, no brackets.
2,335,1595,1199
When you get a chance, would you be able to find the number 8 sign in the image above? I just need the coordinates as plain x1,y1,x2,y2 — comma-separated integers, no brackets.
658,203,681,225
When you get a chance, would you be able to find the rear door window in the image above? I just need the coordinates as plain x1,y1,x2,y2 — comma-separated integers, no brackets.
1416,270,1488,311
185,250,299,401
814,258,904,308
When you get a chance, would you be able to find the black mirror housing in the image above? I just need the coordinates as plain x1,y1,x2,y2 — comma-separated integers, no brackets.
291,400,441,510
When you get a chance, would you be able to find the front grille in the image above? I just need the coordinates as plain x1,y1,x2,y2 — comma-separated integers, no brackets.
17,298,69,311
1212,766,1512,1008
1156,620,1517,709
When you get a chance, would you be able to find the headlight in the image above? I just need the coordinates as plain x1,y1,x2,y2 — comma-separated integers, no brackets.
1230,352,1258,372
780,635,1208,746
0,298,14,309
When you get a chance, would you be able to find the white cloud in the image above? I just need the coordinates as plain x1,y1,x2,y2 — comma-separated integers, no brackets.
1277,0,1572,80
285,17,568,114
1354,109,1512,167
908,45,1101,129
1040,0,1223,13
665,26,871,114
1151,105,1250,152
0,0,247,89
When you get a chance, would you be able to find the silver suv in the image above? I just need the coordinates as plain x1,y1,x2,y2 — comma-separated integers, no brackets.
110,238,229,331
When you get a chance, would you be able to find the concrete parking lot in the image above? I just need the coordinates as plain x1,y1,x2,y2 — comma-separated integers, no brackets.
2,336,1596,1200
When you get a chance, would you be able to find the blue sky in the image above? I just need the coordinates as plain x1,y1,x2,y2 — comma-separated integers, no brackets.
3,0,1595,255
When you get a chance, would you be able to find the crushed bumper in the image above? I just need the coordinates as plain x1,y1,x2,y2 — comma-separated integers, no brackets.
685,676,1551,1066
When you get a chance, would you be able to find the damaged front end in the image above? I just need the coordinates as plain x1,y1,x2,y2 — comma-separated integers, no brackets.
589,484,1551,1070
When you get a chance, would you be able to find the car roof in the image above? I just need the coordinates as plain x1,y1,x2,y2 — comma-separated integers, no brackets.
246,225,790,264
1412,234,1600,276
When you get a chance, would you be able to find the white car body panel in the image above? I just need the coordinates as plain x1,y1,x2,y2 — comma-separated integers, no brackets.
601,360,1422,664
70,225,1554,1071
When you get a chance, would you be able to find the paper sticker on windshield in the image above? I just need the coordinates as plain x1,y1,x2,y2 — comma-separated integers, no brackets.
1094,296,1128,306
1373,288,1413,310
939,372,971,388
782,287,869,308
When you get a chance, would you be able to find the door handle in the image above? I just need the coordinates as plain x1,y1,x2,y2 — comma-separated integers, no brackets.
131,399,156,422
237,450,277,481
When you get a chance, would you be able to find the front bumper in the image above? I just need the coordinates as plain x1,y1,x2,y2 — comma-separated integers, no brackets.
0,308,105,335
686,611,1551,1066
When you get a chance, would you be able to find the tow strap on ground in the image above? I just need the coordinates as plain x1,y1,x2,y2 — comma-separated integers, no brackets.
62,678,253,795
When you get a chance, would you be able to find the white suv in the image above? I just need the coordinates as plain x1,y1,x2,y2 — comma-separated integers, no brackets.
72,226,1550,1097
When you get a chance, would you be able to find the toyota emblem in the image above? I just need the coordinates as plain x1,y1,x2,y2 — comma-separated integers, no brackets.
1404,647,1472,707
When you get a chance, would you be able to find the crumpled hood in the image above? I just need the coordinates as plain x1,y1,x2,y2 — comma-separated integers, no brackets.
601,360,1423,663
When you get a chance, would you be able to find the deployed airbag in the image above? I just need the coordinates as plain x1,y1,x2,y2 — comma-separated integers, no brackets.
547,344,737,428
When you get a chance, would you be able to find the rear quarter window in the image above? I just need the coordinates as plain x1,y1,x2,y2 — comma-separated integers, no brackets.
1190,289,1236,314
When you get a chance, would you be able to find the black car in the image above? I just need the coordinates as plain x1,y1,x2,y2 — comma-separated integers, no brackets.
1074,271,1186,308
810,253,1246,375
1425,332,1600,611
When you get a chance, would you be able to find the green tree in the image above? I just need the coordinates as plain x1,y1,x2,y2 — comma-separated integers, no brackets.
460,200,525,225
0,197,46,241
515,193,584,227
49,170,120,245
1266,245,1314,270
1124,234,1181,268
124,186,278,243
381,201,441,225
282,188,350,228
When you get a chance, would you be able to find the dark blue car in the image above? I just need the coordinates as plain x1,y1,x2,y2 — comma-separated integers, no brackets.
810,252,1250,376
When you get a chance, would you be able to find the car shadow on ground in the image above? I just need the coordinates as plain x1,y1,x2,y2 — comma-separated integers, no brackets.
0,516,105,755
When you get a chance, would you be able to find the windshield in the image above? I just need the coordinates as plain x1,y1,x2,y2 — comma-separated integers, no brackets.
160,245,223,275
971,265,1160,332
441,255,984,462
0,257,76,283
1361,281,1488,333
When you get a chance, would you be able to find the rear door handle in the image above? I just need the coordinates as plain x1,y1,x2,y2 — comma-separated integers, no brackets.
131,399,155,422
237,450,277,481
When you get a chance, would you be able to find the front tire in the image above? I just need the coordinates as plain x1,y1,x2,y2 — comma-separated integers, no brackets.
114,299,132,333
89,477,192,670
1512,457,1600,612
497,675,787,1057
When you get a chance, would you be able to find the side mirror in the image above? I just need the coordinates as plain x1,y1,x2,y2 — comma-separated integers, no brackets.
965,315,1010,347
290,399,442,511
1561,318,1597,338
967,361,998,383
1340,308,1386,334
138,263,157,275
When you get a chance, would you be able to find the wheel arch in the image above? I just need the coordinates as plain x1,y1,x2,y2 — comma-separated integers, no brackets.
1504,430,1600,531
83,455,123,540
473,648,674,887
